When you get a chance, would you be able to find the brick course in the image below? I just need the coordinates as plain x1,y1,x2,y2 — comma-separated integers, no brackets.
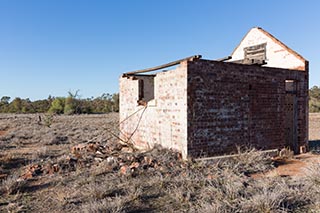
119,59,308,158
187,60,308,157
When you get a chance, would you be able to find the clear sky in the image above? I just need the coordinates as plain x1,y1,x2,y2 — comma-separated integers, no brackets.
0,0,319,100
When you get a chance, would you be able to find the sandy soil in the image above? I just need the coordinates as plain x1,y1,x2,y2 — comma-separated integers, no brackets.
251,153,320,179
0,130,7,136
309,113,320,140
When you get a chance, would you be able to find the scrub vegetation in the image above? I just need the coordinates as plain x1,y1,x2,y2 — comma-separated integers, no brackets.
0,92,119,114
0,113,320,212
310,86,320,113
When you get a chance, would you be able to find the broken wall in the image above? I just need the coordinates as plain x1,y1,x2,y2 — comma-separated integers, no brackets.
230,27,307,71
119,62,188,158
187,59,308,157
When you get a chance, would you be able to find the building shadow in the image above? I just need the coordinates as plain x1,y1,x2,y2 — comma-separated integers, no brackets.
309,140,320,153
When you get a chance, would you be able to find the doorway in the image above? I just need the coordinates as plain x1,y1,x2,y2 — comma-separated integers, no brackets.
284,80,298,153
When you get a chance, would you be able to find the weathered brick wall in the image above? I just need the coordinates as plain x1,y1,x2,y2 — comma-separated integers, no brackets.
187,60,308,157
120,58,308,159
119,62,188,158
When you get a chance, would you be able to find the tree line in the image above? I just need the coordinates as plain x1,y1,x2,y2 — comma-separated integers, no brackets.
0,92,119,114
1,86,319,114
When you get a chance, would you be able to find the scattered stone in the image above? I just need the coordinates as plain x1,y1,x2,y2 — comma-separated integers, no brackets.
87,142,99,152
71,143,87,153
119,165,129,175
94,157,103,163
96,151,103,155
21,164,43,179
44,163,60,175
129,162,140,169
106,156,115,164
18,140,184,181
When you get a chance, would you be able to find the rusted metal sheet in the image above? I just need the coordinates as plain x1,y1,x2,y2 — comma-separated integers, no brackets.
216,56,232,62
122,55,201,76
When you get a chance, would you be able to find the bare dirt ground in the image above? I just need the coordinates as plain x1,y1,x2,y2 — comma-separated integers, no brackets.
251,113,320,178
0,113,320,212
0,113,119,212
251,153,320,179
0,130,7,136
309,113,320,140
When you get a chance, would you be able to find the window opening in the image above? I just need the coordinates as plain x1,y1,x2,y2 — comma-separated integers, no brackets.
243,43,267,65
285,80,297,94
137,76,155,106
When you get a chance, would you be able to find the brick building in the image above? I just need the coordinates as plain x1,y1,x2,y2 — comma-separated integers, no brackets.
119,27,309,158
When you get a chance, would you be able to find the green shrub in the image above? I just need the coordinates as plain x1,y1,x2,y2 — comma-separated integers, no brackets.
48,97,65,114
310,86,320,113
64,96,76,115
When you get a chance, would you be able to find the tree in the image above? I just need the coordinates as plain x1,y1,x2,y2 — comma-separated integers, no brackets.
48,98,65,114
64,96,76,115
310,86,320,99
0,96,10,113
309,86,320,112
64,90,81,115
1,96,10,104
31,99,52,113
0,91,119,114
9,98,22,113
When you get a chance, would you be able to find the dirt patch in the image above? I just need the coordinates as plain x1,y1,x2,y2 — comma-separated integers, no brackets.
0,130,8,136
309,113,320,140
252,153,320,178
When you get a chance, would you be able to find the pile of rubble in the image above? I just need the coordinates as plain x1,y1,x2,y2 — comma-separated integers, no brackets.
20,141,185,180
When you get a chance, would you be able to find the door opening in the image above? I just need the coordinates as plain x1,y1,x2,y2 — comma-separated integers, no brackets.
284,80,298,153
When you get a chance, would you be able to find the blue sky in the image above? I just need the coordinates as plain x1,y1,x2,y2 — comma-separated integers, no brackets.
0,0,319,100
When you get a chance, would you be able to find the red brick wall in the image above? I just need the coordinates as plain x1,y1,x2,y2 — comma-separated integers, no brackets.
187,60,308,157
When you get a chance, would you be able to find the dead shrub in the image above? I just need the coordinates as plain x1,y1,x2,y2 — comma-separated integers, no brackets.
241,178,297,212
195,167,248,212
304,162,320,189
279,147,294,160
303,162,320,209
82,197,125,213
215,147,274,175
0,172,27,195
31,146,48,161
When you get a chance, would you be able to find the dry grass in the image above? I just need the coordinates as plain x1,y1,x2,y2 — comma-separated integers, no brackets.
0,113,320,212
0,172,27,195
303,162,320,211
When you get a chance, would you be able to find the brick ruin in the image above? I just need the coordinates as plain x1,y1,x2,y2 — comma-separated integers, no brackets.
119,27,309,159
